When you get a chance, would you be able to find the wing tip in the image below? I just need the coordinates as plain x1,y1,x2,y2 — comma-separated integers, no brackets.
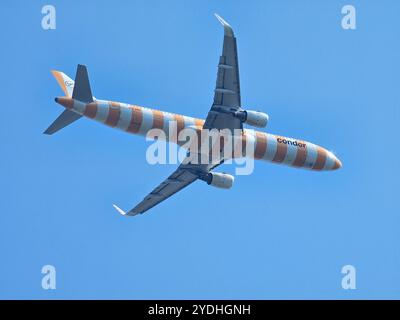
113,204,128,216
214,13,234,37
113,204,141,217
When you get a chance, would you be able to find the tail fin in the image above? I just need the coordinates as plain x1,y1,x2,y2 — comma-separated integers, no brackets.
51,70,74,97
72,65,93,103
44,65,93,135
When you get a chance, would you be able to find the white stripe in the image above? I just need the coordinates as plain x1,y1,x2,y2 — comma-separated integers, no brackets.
323,150,335,170
60,72,74,97
183,116,195,128
138,108,153,135
166,120,177,142
232,132,244,158
304,143,318,169
282,139,298,165
73,100,86,115
94,101,110,123
162,112,174,138
263,133,277,161
116,104,132,131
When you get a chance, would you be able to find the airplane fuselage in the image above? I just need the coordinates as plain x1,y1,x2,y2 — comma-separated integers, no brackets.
55,96,342,171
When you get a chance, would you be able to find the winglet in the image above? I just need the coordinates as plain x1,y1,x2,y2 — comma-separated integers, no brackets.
113,204,128,216
214,13,234,37
113,204,141,217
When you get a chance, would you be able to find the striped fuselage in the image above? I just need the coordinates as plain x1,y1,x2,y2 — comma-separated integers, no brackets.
55,97,342,171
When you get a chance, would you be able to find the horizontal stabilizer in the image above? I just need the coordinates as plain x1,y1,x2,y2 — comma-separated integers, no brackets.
43,109,82,135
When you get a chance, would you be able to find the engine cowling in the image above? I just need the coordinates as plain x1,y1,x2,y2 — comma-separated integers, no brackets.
244,110,269,128
235,110,269,128
206,172,234,189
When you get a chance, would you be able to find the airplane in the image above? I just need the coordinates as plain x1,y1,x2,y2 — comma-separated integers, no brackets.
44,14,342,217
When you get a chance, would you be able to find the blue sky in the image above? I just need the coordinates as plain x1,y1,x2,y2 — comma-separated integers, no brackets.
1,0,399,299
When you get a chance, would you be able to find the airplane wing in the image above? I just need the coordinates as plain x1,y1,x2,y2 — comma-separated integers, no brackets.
113,160,222,216
113,165,199,216
113,14,237,217
203,14,243,131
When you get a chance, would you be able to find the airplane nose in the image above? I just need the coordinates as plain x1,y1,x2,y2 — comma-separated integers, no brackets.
323,150,342,170
332,156,342,170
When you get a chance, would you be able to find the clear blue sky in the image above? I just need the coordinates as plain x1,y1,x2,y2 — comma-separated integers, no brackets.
1,0,399,299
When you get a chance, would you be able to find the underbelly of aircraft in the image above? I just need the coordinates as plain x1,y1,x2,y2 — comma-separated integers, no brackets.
55,97,341,171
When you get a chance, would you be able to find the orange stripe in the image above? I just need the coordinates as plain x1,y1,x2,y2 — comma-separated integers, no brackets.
312,147,327,170
242,133,247,158
272,136,288,163
84,102,98,119
51,71,68,96
193,118,205,155
152,110,164,130
173,114,185,135
292,141,307,167
332,159,341,170
194,118,204,128
169,114,185,143
105,102,121,127
57,97,74,109
127,106,142,133
254,132,267,159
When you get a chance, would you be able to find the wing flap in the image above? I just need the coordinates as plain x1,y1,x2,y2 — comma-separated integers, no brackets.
116,168,198,216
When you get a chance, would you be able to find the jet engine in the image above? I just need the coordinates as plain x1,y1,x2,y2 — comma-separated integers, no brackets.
235,110,269,128
205,172,234,189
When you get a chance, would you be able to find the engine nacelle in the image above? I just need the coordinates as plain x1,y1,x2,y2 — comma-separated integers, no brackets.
235,110,269,128
244,110,269,128
206,172,234,189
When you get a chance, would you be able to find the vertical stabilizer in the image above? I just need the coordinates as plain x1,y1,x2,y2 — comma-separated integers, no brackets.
72,64,93,103
51,70,74,97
